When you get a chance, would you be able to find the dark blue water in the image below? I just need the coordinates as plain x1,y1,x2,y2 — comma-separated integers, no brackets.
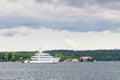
0,61,120,80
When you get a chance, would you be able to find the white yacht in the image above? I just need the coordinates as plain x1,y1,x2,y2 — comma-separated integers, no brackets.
25,51,60,64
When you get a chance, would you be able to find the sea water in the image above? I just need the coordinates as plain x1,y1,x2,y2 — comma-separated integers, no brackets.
0,61,120,80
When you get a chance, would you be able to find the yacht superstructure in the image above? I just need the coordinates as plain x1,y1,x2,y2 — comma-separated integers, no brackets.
26,51,60,63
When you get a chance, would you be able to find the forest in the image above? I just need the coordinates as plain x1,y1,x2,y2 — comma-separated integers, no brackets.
45,49,120,61
0,49,120,62
0,51,36,62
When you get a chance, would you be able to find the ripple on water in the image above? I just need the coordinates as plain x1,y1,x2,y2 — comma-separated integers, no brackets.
0,62,120,80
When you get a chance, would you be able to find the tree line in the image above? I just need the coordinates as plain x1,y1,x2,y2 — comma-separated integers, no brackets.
0,49,120,62
45,49,120,61
0,51,35,62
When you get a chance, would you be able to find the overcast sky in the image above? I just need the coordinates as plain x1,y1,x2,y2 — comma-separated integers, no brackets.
0,0,120,51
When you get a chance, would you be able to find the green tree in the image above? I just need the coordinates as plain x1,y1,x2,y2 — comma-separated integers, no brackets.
4,53,9,61
8,53,12,61
11,53,16,61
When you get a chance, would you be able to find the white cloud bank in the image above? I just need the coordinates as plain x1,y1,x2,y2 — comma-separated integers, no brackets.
0,26,120,51
1,0,119,22
0,0,120,51
0,0,120,32
0,26,32,36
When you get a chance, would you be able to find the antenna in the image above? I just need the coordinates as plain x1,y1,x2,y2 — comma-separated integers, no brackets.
39,47,43,53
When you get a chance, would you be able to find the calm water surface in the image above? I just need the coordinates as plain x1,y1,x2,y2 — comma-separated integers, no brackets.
0,61,120,80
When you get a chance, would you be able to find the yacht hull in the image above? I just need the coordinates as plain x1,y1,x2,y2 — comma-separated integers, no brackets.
29,58,60,64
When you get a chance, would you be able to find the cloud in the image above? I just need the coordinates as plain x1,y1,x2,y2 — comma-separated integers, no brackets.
64,39,78,49
64,36,80,49
0,26,120,51
0,0,120,32
110,27,120,33
0,25,120,38
0,26,33,37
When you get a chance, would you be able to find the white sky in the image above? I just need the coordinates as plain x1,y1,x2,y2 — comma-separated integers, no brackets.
0,0,120,51
0,26,120,51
